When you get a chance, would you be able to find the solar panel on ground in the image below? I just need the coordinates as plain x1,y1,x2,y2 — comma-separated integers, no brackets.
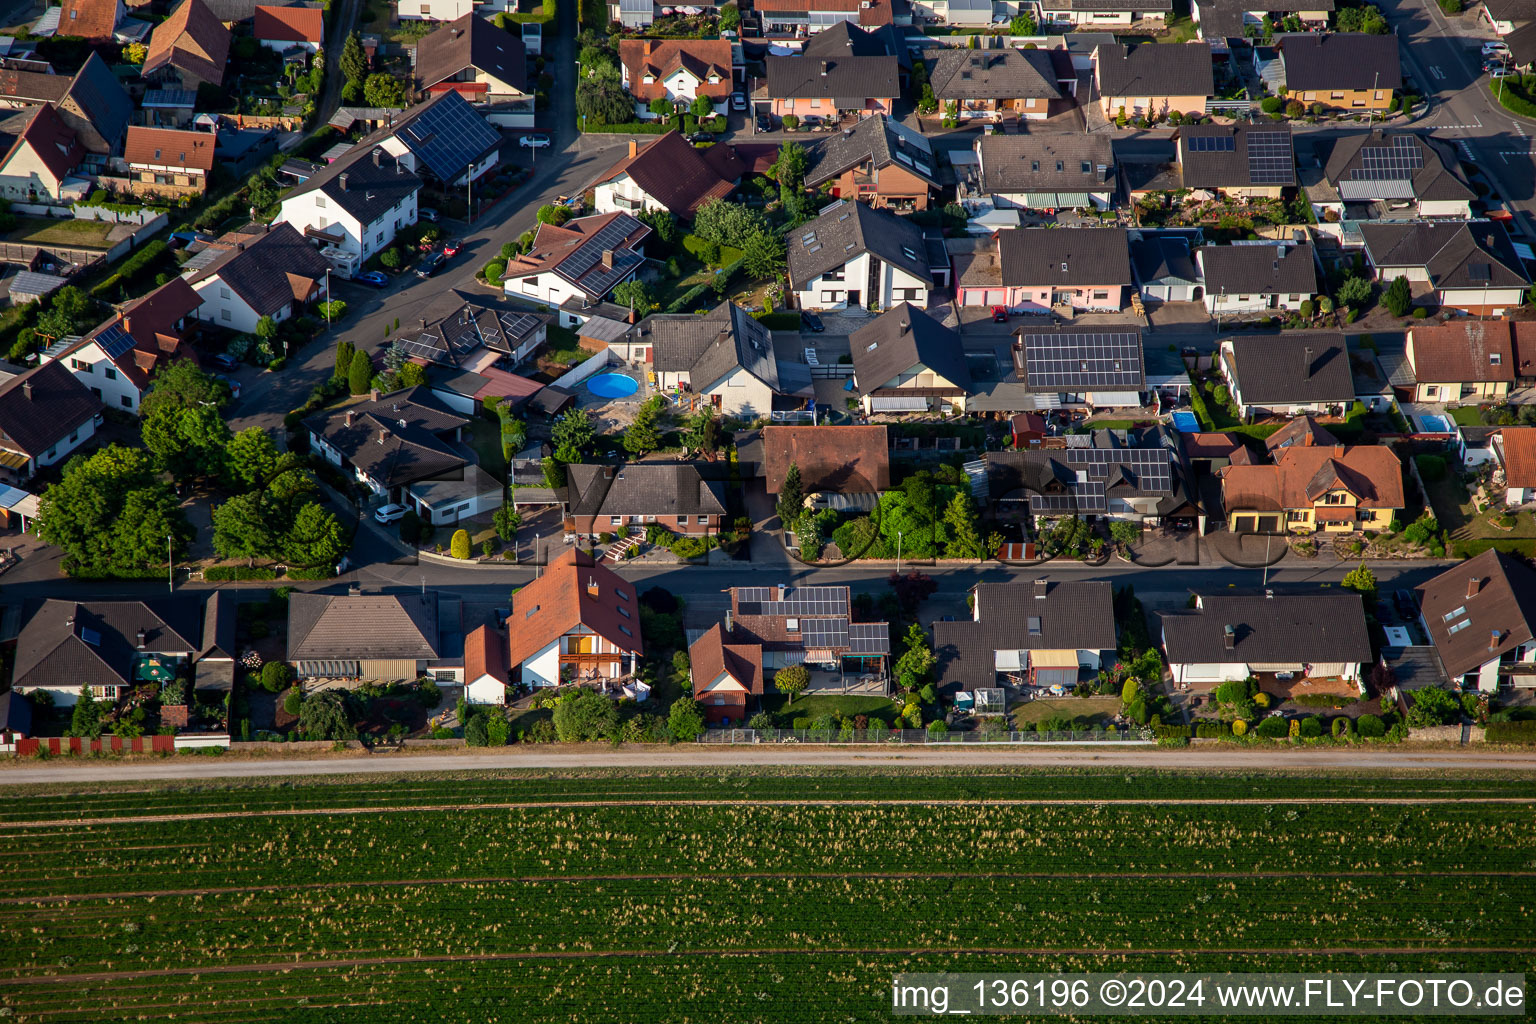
1246,130,1293,185
1021,330,1143,390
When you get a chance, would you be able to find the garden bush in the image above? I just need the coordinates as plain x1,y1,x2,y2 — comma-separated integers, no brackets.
259,662,294,693
1298,715,1323,738
204,566,279,581
482,260,506,283
1356,713,1386,738
450,529,471,559
282,686,302,716
1255,716,1289,738
1332,716,1351,738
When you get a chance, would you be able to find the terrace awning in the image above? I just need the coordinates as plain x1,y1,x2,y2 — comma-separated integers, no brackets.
298,659,360,678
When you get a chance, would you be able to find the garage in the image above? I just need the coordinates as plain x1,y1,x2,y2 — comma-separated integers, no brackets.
1231,514,1282,534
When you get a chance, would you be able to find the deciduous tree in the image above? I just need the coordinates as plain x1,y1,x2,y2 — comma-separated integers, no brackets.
774,664,809,705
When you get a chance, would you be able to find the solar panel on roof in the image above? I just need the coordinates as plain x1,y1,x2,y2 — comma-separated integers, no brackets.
1350,135,1424,182
1021,330,1143,390
1246,130,1293,185
396,94,499,182
1189,135,1235,153
1063,448,1172,493
94,323,135,360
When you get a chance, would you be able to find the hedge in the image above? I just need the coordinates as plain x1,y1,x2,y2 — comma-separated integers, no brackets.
1489,79,1536,119
750,311,803,330
202,566,279,581
92,240,169,298
287,565,337,580
581,121,675,135
1486,720,1536,743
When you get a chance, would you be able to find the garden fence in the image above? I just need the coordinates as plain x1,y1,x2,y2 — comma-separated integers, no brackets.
696,727,1150,745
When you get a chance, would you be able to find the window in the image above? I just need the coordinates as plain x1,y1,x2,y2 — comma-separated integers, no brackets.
619,624,633,637
1081,161,1091,173
618,605,631,618
1491,353,1503,365
121,395,132,408
615,588,630,601
376,231,384,242
70,358,92,372
104,367,116,380
1027,616,1041,635
810,98,821,108
1288,295,1300,303
1324,492,1348,505
316,197,326,208
69,429,78,442
820,290,844,303
1092,290,1109,300
1331,91,1345,100
1442,606,1467,622
1423,385,1438,398
1031,160,1039,171
823,269,844,282
609,515,622,525
1351,100,1365,108
698,515,709,524
786,618,799,633
221,309,232,321
219,287,231,300
1288,509,1310,522
1055,161,1063,172
1448,619,1471,635
678,515,689,525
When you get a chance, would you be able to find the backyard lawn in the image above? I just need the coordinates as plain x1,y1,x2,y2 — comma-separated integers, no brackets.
1423,468,1536,557
761,692,899,726
1011,695,1122,730
464,416,508,480
1448,405,1487,427
7,217,115,249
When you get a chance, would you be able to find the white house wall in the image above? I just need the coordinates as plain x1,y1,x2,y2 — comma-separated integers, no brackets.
1170,661,1250,683
465,673,506,704
277,192,366,258
190,278,264,334
520,638,561,687
52,340,144,413
703,366,774,418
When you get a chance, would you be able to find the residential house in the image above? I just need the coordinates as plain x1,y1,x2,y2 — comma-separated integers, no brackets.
804,113,938,211
375,90,501,188
51,0,125,41
928,48,1064,122
591,132,741,220
1359,221,1529,316
0,690,31,741
763,49,899,122
1505,18,1536,65
288,589,462,682
275,143,422,267
40,277,201,414
726,582,890,675
12,596,232,707
1197,242,1317,315
798,19,912,78
1263,413,1336,454
462,621,509,704
507,549,643,687
1218,332,1354,419
1492,427,1536,505
1178,123,1295,198
912,0,997,25
253,3,321,53
1158,591,1370,685
563,462,726,538
1416,549,1536,691
305,386,502,524
849,302,970,415
688,623,765,724
984,427,1199,526
1314,131,1474,220
503,211,651,308
1130,232,1201,303
1480,0,1536,32
787,199,935,310
1092,42,1214,120
394,289,552,411
619,37,733,120
143,0,230,90
1040,0,1173,27
1274,32,1399,112
957,227,1131,313
0,104,83,202
756,0,867,36
120,125,215,198
607,301,787,418
1219,442,1403,533
0,54,131,170
1404,321,1524,405
935,579,1117,690
0,360,103,485
1013,324,1146,410
1192,0,1333,40
758,423,891,497
184,223,330,334
965,134,1114,212
415,14,532,126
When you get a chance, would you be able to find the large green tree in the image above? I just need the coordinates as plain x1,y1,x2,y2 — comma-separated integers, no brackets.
348,349,373,394
363,73,406,108
551,408,596,463
141,359,230,417
623,396,664,456
224,427,279,491
741,231,785,279
942,489,983,559
211,491,274,566
284,502,347,569
552,691,619,742
776,462,803,528
35,445,190,576
143,402,231,483
667,696,706,741
299,690,356,740
340,32,369,86
693,199,770,250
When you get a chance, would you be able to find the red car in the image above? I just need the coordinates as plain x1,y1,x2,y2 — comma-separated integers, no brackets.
991,305,1008,323
442,240,461,257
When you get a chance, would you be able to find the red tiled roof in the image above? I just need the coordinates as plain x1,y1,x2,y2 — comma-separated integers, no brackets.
1221,444,1404,512
507,549,643,668
58,0,120,40
689,623,764,697
144,0,231,87
1181,431,1242,459
3,104,82,185
594,131,738,218
619,38,733,104
71,277,200,390
122,125,215,172
1499,426,1536,488
254,3,323,43
1408,322,1516,384
464,623,508,686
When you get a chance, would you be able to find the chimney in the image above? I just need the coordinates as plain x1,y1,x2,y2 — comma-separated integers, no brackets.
21,381,31,400
1333,444,1345,457
344,410,355,427
628,139,638,158
1301,345,1312,380
603,466,616,479
587,575,600,598
237,242,245,252
1033,578,1047,600
777,583,787,601
373,150,382,167
1223,624,1236,651
1467,576,1481,599
629,305,638,324
601,249,614,270
339,173,349,191
1264,588,1273,599
820,60,830,76
348,581,362,596
899,319,910,335
378,426,391,445
1490,630,1502,651
123,316,132,335
136,628,146,649
370,388,380,402
419,318,426,330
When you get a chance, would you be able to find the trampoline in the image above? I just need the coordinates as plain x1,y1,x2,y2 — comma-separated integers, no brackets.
586,373,639,399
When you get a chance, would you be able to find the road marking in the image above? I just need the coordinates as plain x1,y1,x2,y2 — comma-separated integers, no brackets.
1460,142,1475,161
1429,65,1445,79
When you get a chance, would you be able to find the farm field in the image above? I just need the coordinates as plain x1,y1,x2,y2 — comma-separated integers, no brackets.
1,767,1533,1022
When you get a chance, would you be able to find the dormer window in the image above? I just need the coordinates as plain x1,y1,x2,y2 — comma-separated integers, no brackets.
643,74,654,83
1491,353,1502,364
708,74,720,83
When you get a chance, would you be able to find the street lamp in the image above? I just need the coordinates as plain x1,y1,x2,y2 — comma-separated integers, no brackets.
166,533,173,594
896,530,903,574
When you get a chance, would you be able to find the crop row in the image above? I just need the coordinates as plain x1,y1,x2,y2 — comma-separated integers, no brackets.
3,767,1533,821
3,804,1534,900
2,874,1531,979
3,952,1532,1024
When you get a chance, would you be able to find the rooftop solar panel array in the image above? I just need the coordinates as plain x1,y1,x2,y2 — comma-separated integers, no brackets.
1350,135,1423,182
1020,330,1143,390
735,586,852,618
801,617,849,649
1187,135,1235,152
1031,481,1107,515
848,622,891,655
1245,130,1293,185
559,215,646,297
94,323,135,360
397,95,500,183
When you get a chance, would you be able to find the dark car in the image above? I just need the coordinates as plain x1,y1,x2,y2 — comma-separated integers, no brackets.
1394,589,1418,617
356,270,389,288
684,131,715,143
802,311,825,333
208,352,239,371
756,114,773,132
415,252,447,279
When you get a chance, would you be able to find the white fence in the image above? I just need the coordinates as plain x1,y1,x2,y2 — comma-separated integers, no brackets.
550,348,614,391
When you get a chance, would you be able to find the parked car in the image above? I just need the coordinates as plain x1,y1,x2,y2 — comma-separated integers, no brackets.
419,208,440,223
416,252,448,279
1394,589,1418,617
356,270,389,287
755,114,772,133
442,239,462,257
374,504,409,524
684,131,715,143
991,305,1007,322
208,352,239,371
1491,67,1517,78
1483,40,1510,55
802,311,825,333
731,92,747,111
519,133,552,149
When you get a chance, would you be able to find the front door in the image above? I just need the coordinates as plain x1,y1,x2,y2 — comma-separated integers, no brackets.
845,289,861,307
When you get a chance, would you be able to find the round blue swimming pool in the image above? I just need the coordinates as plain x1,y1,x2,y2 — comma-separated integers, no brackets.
586,372,639,399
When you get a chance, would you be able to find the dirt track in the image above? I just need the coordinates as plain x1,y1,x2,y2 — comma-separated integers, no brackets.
4,744,1536,784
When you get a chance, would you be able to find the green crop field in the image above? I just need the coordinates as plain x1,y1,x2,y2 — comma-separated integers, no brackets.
1,767,1533,1022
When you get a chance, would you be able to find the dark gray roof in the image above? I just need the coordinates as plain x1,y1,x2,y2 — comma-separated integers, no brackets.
1130,233,1198,286
283,142,422,227
764,53,899,101
985,428,1192,516
934,580,1117,688
387,90,501,184
1094,42,1214,98
1224,333,1354,405
1053,0,1171,8
1198,242,1317,296
1179,123,1295,189
302,386,470,488
565,462,726,518
805,113,938,189
1194,0,1248,39
1506,18,1536,65
1484,0,1536,19
200,590,237,660
787,199,931,287
59,52,131,156
1359,220,1528,291
198,0,264,20
0,359,102,458
800,19,912,69
0,689,31,735
849,302,970,394
1158,592,1370,665
1013,325,1146,393
288,591,441,661
626,301,780,391
187,222,330,317
1277,32,1401,91
976,134,1113,194
14,598,206,690
399,289,551,367
996,227,1131,287
929,48,1062,101
1320,131,1473,202
415,14,526,93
